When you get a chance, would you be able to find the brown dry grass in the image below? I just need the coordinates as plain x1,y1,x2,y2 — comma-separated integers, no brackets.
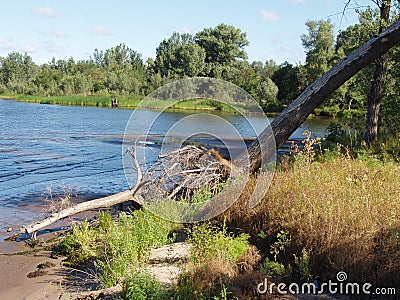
218,155,400,289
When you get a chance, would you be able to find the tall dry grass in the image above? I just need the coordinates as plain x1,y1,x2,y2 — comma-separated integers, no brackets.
219,155,400,288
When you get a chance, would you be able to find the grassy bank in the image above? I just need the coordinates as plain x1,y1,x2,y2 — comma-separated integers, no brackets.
51,151,399,299
0,94,244,112
0,94,143,108
219,153,400,296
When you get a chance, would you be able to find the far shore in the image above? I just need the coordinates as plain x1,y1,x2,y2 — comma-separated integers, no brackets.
0,94,284,115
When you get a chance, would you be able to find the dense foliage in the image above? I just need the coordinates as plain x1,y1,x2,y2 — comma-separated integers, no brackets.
1,7,399,133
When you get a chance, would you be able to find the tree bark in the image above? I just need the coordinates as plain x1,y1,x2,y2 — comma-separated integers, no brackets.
365,0,391,147
241,18,400,174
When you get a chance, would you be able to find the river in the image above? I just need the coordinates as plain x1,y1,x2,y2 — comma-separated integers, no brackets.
0,98,333,242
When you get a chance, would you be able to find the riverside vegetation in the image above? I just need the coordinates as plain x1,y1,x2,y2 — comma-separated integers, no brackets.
0,94,239,112
50,129,400,299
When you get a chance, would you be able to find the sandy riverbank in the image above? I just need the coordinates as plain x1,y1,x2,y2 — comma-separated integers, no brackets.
0,203,106,299
0,250,71,300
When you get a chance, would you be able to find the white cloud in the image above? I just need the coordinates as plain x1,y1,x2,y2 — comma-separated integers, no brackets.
43,40,63,54
260,9,281,22
181,27,191,34
52,30,65,38
91,26,113,36
32,7,62,17
289,0,306,4
22,43,39,53
0,38,16,50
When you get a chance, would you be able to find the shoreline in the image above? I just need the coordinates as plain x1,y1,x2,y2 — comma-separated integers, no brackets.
0,192,115,254
0,94,281,116
0,206,105,299
1,94,356,118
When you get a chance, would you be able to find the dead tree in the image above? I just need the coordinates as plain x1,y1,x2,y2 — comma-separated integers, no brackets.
6,148,146,241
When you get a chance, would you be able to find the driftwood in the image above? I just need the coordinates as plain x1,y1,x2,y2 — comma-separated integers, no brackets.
6,148,146,241
5,190,139,241
140,145,233,202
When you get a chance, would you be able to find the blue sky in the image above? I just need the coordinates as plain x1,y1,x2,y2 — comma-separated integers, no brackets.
0,0,373,65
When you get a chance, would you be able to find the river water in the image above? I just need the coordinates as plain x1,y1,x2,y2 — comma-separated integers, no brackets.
0,98,332,242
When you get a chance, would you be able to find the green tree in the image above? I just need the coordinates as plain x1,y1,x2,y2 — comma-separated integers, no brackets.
334,8,377,113
0,52,38,94
336,2,399,143
364,0,392,146
33,63,62,96
89,44,146,95
301,20,335,85
195,23,249,77
153,32,206,78
271,62,301,105
256,78,279,110
223,61,258,94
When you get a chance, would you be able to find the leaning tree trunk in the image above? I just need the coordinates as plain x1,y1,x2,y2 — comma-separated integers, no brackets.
365,0,391,147
242,18,400,174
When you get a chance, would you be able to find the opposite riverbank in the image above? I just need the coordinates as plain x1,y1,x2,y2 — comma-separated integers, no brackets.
0,94,250,113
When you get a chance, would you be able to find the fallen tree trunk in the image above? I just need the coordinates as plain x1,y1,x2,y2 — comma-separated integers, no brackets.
6,189,142,241
241,18,400,173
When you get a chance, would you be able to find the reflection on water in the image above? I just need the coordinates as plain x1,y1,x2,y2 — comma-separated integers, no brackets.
0,98,333,239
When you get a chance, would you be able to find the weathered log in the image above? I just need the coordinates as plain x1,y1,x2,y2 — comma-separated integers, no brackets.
6,148,145,241
241,18,400,173
6,189,142,241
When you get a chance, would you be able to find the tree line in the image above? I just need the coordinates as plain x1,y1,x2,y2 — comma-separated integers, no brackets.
0,4,399,143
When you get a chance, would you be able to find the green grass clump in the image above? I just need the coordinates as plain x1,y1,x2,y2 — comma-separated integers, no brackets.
259,257,289,277
120,271,170,300
174,223,250,299
53,221,97,264
54,210,175,287
97,211,174,286
188,223,250,265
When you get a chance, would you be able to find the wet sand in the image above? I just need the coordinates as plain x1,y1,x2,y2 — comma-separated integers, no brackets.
0,250,70,300
0,194,112,299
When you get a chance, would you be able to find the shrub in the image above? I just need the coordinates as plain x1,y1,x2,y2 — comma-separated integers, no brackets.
294,248,311,282
52,221,98,265
259,257,289,277
188,223,250,265
54,210,174,287
174,223,251,299
121,272,170,300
